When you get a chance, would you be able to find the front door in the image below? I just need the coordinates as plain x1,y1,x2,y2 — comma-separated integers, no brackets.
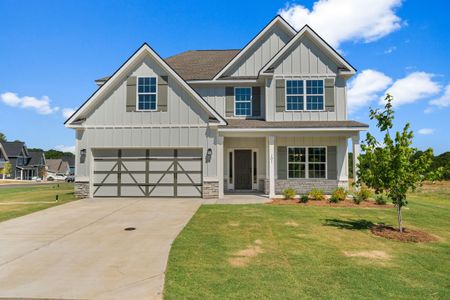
234,150,252,190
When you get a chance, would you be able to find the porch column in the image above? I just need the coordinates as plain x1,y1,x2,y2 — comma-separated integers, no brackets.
352,134,360,184
267,135,276,198
217,135,224,199
20,169,23,180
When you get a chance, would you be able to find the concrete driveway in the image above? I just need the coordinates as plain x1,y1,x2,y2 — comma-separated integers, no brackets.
0,198,202,300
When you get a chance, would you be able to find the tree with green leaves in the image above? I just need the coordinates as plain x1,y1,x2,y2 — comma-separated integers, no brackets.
2,162,12,180
0,132,6,142
357,94,438,232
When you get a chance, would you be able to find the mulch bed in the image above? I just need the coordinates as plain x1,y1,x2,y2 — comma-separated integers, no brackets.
268,198,394,208
370,224,438,243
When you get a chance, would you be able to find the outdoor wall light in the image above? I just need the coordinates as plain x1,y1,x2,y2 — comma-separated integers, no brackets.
80,149,86,156
206,148,212,163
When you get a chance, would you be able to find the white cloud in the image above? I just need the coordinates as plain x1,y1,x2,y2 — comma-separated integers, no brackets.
417,128,434,135
384,46,397,54
429,83,450,108
278,0,404,48
62,108,76,119
54,144,75,154
0,92,59,115
380,72,441,106
347,69,392,114
423,107,434,114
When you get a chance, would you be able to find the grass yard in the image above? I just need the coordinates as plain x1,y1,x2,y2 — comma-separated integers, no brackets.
165,182,450,299
0,183,76,222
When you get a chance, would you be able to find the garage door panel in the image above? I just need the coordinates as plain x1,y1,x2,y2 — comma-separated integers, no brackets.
94,186,117,197
177,186,202,197
150,186,174,197
178,160,201,171
121,186,146,197
178,173,201,184
121,173,146,184
94,174,117,184
93,148,202,198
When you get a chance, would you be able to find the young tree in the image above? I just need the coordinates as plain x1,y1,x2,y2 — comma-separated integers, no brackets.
357,94,436,232
2,162,12,180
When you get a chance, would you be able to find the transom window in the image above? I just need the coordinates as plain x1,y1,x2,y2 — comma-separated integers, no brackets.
286,80,324,111
234,87,252,116
288,147,326,179
137,77,157,111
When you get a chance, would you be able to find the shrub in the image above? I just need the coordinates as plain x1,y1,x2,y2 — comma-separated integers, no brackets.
353,187,371,204
299,195,309,203
282,188,297,199
330,187,348,202
375,195,388,205
309,188,325,201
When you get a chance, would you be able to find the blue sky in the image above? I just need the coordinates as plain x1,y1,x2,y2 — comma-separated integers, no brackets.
0,0,449,154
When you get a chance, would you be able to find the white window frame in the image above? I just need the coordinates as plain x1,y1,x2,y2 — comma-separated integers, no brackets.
285,79,325,112
136,76,158,111
287,146,327,179
234,87,252,117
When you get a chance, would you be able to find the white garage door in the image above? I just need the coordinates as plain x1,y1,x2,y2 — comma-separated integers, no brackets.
93,149,202,197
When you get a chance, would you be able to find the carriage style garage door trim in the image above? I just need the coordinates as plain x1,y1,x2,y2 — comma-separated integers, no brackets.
93,148,203,198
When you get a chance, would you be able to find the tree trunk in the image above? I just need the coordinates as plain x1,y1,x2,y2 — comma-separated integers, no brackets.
397,204,403,233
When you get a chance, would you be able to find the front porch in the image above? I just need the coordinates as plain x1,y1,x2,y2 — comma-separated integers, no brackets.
216,130,362,199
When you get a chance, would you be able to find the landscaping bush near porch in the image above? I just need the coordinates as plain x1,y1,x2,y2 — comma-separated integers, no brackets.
164,182,450,299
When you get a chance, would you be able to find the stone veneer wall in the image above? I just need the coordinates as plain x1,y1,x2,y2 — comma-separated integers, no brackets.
202,180,219,199
75,181,90,199
265,179,348,195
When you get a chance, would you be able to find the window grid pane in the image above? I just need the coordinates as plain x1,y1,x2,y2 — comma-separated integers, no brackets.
286,80,304,111
306,80,324,110
137,77,157,110
235,87,252,116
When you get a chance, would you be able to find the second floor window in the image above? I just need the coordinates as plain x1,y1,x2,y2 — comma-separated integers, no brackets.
286,79,324,111
235,87,252,116
137,77,157,111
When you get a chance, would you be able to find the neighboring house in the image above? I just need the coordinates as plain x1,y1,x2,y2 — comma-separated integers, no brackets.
65,15,368,199
27,150,47,179
0,143,9,177
62,156,75,175
46,159,70,179
0,141,46,180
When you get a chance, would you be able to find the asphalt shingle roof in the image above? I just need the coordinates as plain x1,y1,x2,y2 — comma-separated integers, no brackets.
0,141,25,157
221,119,369,129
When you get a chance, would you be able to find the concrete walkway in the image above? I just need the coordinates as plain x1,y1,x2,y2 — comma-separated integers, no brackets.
0,198,202,300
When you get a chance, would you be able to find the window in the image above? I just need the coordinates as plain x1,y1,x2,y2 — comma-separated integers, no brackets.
288,147,306,178
137,77,157,111
288,147,326,179
286,79,324,111
306,80,324,110
308,147,326,178
286,80,304,110
234,87,252,116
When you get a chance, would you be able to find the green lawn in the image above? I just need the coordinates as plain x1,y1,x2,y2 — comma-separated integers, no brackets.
0,183,76,222
165,182,450,299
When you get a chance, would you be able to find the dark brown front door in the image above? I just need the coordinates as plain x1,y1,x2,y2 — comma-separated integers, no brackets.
234,150,252,190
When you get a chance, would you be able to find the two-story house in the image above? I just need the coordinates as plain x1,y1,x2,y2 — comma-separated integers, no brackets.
65,16,368,199
0,141,46,180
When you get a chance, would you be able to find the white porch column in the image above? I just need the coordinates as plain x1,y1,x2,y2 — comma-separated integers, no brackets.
20,169,23,180
352,134,361,184
267,135,276,198
217,135,224,199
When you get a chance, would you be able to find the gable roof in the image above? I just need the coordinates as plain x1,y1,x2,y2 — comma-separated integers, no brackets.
95,49,240,83
0,143,8,161
46,159,69,173
61,156,75,166
28,150,45,166
65,43,227,126
0,141,27,157
260,25,356,76
212,15,297,80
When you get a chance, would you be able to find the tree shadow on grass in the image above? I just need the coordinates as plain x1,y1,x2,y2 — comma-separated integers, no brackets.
324,218,377,230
